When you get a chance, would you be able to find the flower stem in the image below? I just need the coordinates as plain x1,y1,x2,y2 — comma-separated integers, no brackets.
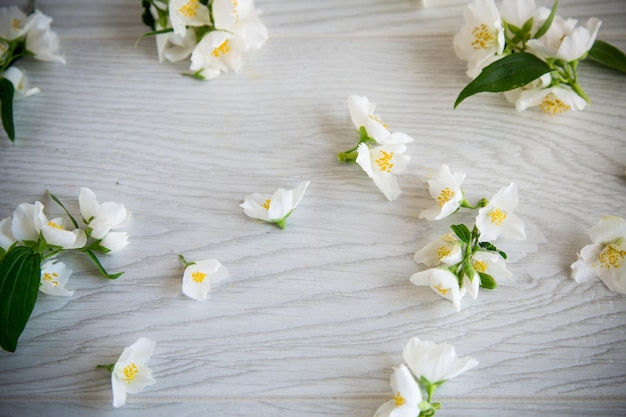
178,254,195,267
97,363,115,373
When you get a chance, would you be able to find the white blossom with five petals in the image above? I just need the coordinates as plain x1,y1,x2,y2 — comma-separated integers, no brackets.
374,364,422,417
182,259,229,301
356,143,409,201
240,181,309,229
189,31,246,79
475,183,525,242
420,165,466,221
111,337,156,408
79,187,131,240
168,0,212,36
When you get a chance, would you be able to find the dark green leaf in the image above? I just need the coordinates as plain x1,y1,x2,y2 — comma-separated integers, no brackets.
141,0,156,30
135,27,174,47
0,246,42,352
0,78,16,142
79,249,123,279
450,224,471,244
479,272,497,289
587,39,626,74
454,53,552,108
533,0,559,40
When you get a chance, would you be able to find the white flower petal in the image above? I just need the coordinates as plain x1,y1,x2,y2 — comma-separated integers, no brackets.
100,232,129,253
0,217,16,251
403,337,479,384
182,259,229,301
587,216,626,244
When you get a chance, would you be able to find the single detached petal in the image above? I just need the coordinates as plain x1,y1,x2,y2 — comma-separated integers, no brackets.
403,337,479,384
182,259,229,301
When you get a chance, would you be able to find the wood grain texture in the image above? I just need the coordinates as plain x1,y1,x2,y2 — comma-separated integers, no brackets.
1,0,625,416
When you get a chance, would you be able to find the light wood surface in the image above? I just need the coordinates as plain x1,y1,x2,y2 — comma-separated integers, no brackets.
1,0,625,416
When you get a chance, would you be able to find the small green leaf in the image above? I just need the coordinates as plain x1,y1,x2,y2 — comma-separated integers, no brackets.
0,246,42,352
479,272,497,289
141,0,156,30
48,191,79,229
450,224,471,244
0,77,16,142
454,53,552,108
587,39,626,74
533,0,559,40
79,249,123,279
135,27,174,47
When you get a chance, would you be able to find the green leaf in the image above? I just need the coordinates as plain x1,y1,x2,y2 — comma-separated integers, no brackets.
0,77,16,142
454,53,552,108
478,242,507,260
533,0,559,40
135,27,174,47
450,224,471,244
587,39,626,74
48,191,79,229
0,246,42,352
141,0,156,30
479,272,497,289
79,249,123,279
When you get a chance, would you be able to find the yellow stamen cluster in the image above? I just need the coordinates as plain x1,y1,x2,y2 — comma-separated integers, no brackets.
375,151,395,173
368,114,389,129
42,272,60,287
437,245,451,260
178,0,200,18
489,208,507,226
47,221,64,230
262,199,271,211
472,23,495,50
393,391,405,407
473,260,488,273
437,187,455,207
212,40,231,57
122,363,139,383
433,284,448,295
598,243,626,270
12,18,22,32
540,93,571,115
192,271,207,283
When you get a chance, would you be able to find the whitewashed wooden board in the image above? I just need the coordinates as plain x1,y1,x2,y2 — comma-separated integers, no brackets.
0,0,625,416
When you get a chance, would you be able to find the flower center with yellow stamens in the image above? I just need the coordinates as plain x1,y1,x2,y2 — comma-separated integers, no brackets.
47,221,64,230
212,40,231,57
598,243,626,269
540,93,571,115
375,151,395,173
42,272,59,287
471,23,496,49
192,271,207,283
12,18,22,32
473,260,488,273
121,363,139,383
437,245,451,260
437,187,455,207
393,391,405,407
178,0,200,18
488,208,507,226
433,284,448,295
368,114,389,129
262,199,271,211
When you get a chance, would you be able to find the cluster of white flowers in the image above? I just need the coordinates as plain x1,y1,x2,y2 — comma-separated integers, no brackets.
411,165,526,312
375,336,478,417
338,95,414,201
0,187,130,296
142,0,268,80
454,0,601,114
0,5,64,140
571,216,626,294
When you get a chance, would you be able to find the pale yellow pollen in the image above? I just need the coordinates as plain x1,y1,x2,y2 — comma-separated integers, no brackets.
436,245,451,260
471,23,495,50
231,0,239,16
42,272,59,287
393,391,405,407
488,208,507,226
473,260,488,273
598,243,626,270
47,221,64,230
262,199,271,210
375,151,395,173
540,92,571,115
437,187,455,207
368,114,389,129
178,0,200,18
121,363,139,383
192,271,207,283
12,18,22,32
433,283,448,295
212,40,231,57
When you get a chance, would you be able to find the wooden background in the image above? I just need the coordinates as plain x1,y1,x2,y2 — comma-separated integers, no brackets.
1,0,625,415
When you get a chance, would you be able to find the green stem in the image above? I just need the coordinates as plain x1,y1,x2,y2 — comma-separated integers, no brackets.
97,363,115,373
178,254,195,268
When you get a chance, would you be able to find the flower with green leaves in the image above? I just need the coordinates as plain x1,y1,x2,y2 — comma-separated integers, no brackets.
240,181,310,229
179,255,229,301
571,216,626,294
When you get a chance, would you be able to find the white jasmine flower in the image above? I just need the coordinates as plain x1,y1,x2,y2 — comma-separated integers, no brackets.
12,201,86,249
100,232,129,254
240,181,309,229
476,183,525,242
40,215,87,249
571,216,626,294
0,6,40,41
374,364,422,417
414,233,463,267
403,337,479,384
528,14,602,62
453,0,506,78
40,260,74,297
356,143,410,201
410,268,466,312
182,259,229,301
155,24,197,63
111,337,156,408
25,12,65,64
512,85,588,115
1,67,40,99
347,95,414,145
79,187,131,240
189,31,246,79
419,165,466,221
168,0,212,36
212,0,268,51
0,217,16,251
